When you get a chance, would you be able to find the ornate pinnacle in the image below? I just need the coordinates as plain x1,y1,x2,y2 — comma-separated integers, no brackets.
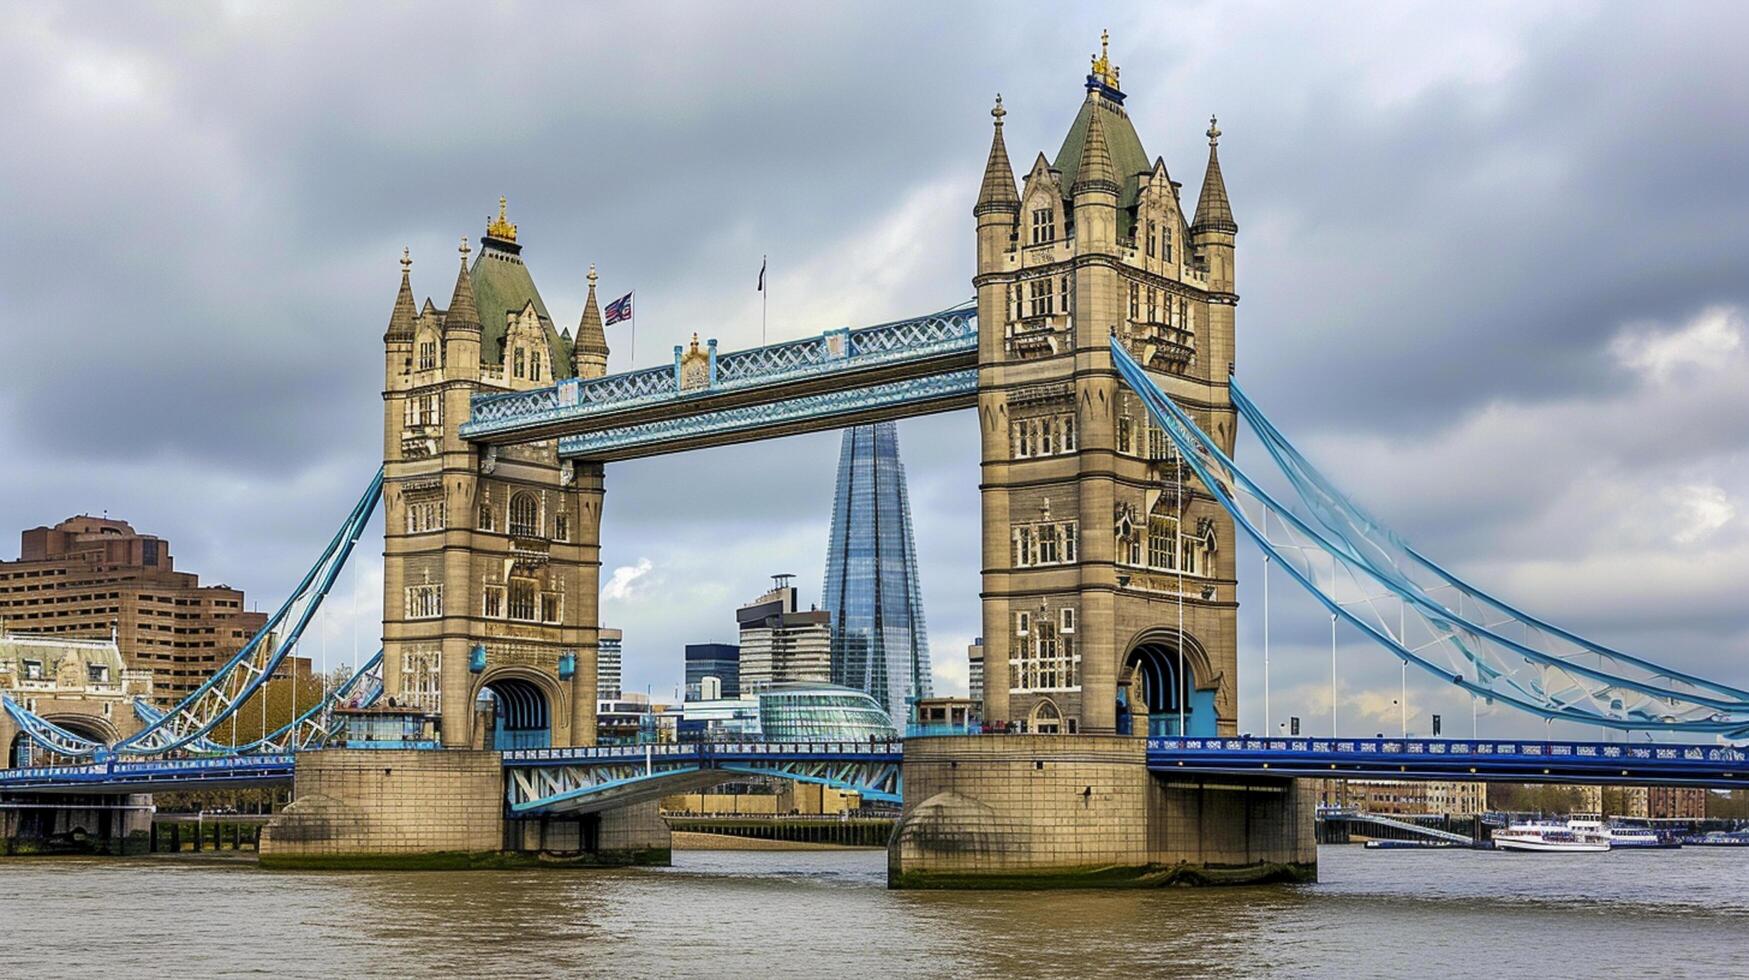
458,236,471,261
400,246,411,273
1090,29,1119,89
587,263,598,287
487,195,517,242
1207,115,1222,147
992,93,1006,126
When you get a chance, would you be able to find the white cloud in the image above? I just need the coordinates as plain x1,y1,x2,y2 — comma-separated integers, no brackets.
1610,305,1744,381
1666,483,1736,545
600,558,655,602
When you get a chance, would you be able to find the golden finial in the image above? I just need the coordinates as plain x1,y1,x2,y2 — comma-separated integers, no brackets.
400,246,411,273
992,93,1006,126
1207,115,1222,147
487,195,518,242
587,263,598,288
1091,29,1118,89
458,236,471,261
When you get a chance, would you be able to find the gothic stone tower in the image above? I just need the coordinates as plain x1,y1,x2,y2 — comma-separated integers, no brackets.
380,200,611,749
975,36,1239,737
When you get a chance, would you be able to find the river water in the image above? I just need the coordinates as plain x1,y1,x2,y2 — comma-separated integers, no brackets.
3,846,1745,978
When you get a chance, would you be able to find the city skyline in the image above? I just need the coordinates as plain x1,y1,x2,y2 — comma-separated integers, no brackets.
2,4,1747,737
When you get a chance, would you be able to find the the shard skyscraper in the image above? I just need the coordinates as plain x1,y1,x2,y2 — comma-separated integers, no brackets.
822,422,932,722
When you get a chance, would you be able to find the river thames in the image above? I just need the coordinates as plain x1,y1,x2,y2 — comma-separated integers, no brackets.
3,846,1745,977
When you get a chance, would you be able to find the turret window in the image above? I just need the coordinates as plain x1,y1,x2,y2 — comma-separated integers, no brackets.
418,341,437,371
1059,276,1070,314
1129,282,1139,320
1163,223,1173,261
1030,208,1056,245
530,351,542,382
513,348,526,379
1146,220,1157,258
478,503,495,532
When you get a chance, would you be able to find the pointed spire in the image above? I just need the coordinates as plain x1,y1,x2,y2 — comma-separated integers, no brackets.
975,94,1020,216
1192,115,1237,235
573,263,609,378
1071,100,1119,197
444,237,482,333
385,246,417,341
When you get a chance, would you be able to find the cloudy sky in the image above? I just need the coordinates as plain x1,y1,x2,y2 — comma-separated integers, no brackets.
3,2,1746,738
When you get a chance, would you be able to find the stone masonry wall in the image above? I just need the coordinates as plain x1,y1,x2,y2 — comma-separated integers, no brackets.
260,749,504,866
889,734,1313,887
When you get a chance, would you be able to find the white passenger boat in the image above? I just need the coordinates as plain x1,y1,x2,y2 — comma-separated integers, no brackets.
1493,819,1611,852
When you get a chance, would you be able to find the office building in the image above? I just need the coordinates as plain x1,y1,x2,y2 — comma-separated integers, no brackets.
821,422,932,720
685,642,740,701
737,576,831,693
0,515,268,703
597,627,623,699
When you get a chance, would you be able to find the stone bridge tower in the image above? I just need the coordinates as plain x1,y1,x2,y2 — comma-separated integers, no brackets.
975,35,1240,737
380,201,608,749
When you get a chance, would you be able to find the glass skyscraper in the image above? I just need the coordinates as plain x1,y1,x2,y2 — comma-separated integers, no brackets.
822,422,932,721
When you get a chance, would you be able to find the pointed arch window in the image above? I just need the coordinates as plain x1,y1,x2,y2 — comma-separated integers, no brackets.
509,492,540,538
530,351,542,382
418,340,437,371
513,347,526,379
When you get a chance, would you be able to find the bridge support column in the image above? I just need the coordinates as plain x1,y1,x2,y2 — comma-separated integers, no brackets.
888,735,1314,888
260,749,668,869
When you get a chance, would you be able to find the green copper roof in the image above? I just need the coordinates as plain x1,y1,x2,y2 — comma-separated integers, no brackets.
469,238,574,379
1053,94,1151,217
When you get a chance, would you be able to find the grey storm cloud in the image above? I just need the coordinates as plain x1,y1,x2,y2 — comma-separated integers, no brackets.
2,1,1746,729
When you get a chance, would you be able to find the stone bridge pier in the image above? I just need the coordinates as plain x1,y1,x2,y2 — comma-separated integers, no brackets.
888,735,1316,887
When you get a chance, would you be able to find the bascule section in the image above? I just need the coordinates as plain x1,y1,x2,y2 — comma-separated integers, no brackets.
379,201,605,752
971,36,1240,739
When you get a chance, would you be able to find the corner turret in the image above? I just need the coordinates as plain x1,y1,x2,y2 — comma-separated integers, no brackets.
1191,116,1236,295
572,265,609,379
442,238,482,381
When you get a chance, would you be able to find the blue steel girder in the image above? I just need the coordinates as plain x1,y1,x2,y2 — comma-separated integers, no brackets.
1148,736,1749,789
558,370,976,461
503,741,904,815
459,305,977,452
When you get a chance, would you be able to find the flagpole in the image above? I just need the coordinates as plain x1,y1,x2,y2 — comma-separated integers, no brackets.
629,295,636,370
761,254,768,346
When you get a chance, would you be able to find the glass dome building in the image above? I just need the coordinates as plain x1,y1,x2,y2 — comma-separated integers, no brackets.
757,683,898,741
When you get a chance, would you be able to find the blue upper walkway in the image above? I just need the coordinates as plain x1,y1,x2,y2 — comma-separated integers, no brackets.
458,305,976,459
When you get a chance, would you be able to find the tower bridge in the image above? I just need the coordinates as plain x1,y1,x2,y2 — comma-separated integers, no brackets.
5,36,1746,882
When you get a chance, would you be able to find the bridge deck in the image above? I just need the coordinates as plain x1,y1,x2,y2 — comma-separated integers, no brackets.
1148,736,1749,789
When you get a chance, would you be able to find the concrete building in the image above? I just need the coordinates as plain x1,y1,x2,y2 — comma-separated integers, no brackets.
737,577,832,693
379,201,608,749
967,637,985,707
596,690,652,745
0,516,268,703
973,31,1239,738
684,642,740,701
1317,780,1488,817
597,627,623,699
822,422,932,719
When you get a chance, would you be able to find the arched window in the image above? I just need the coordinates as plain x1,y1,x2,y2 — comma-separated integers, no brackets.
1029,698,1062,735
509,492,539,537
530,351,542,382
513,347,526,379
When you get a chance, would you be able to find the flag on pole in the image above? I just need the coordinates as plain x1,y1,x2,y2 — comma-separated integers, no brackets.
757,256,766,292
604,292,633,325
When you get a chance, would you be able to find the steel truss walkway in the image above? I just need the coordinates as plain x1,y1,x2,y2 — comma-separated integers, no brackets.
503,741,904,815
459,305,976,459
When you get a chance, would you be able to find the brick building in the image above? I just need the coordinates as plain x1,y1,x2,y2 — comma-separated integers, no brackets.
0,515,267,703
